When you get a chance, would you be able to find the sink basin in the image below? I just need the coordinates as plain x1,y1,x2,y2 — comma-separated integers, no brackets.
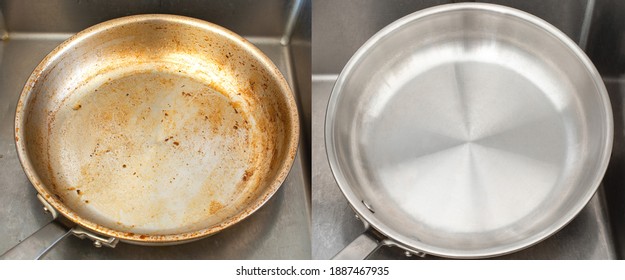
312,0,619,260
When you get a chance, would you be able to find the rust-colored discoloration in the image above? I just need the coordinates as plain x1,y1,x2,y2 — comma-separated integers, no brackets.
72,104,82,110
14,15,300,244
242,169,254,182
208,201,223,214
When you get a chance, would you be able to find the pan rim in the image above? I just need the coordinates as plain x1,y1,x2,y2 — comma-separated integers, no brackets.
325,2,613,258
14,14,300,244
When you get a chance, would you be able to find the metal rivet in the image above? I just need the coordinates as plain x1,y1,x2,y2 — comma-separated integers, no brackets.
362,200,375,213
405,251,412,257
93,240,102,248
43,207,49,213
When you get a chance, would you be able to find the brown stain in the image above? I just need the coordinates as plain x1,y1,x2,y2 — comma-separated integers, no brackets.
242,169,254,182
17,16,299,244
208,201,224,214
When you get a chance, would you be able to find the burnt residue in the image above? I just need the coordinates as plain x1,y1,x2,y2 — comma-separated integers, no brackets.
16,15,299,244
242,170,254,182
208,201,224,214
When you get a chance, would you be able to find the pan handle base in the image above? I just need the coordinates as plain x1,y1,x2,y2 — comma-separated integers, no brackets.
72,227,119,248
0,194,119,259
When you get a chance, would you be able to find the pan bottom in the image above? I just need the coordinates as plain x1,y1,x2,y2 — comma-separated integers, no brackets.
353,60,579,249
44,69,267,235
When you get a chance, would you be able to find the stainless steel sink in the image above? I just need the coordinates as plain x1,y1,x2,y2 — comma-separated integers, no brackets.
312,0,619,259
3,0,625,260
0,0,311,259
586,0,625,260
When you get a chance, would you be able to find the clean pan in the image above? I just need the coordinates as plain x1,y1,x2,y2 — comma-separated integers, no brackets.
326,3,612,259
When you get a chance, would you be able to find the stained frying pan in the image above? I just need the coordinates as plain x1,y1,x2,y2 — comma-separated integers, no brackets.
326,3,612,259
2,14,299,259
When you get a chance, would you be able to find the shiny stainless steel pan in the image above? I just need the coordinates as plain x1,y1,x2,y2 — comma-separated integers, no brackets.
2,15,299,259
326,3,612,259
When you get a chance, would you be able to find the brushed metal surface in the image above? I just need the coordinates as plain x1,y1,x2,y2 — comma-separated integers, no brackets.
313,75,615,260
587,0,625,77
312,0,589,74
0,0,311,259
312,0,452,75
313,2,612,260
326,4,612,258
587,0,625,259
601,78,625,259
0,222,70,260
0,37,61,256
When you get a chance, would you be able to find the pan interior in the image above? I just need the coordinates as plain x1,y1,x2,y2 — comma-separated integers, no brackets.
20,18,294,237
329,7,610,256
49,69,258,235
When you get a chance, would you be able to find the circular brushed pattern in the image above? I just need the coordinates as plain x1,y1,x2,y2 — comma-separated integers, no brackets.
360,60,566,233
327,3,612,258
